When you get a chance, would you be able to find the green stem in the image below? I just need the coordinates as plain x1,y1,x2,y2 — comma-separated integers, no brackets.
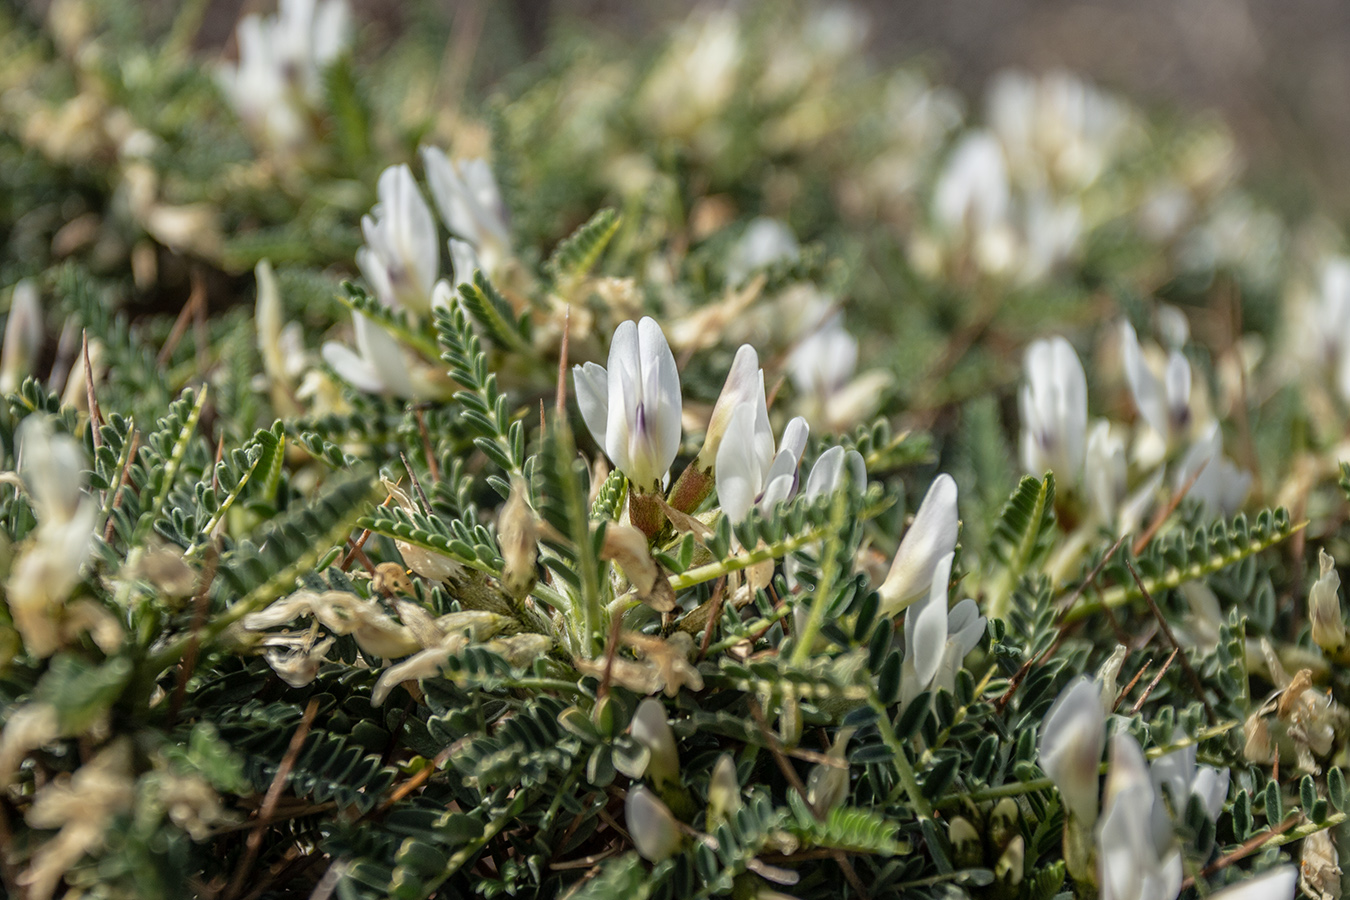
869,689,933,820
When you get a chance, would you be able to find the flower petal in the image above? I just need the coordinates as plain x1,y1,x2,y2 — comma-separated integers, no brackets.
879,473,960,615
573,362,610,450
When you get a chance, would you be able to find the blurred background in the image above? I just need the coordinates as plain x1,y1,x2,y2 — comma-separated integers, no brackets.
176,0,1350,216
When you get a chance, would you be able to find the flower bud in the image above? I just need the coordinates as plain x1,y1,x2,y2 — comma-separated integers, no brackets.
1310,549,1346,655
948,816,982,869
1,280,42,395
631,698,679,790
988,797,1021,851
805,728,853,816
707,753,741,829
625,785,682,863
995,835,1025,887
498,478,538,599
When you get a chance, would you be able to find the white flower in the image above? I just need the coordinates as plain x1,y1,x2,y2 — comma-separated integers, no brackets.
1312,257,1350,377
1212,868,1297,900
356,164,440,316
1121,321,1192,445
6,417,98,658
714,375,808,524
573,317,683,493
1019,336,1087,487
787,312,857,401
803,445,867,501
1038,677,1105,823
1311,548,1347,655
700,344,763,465
726,218,799,285
1085,420,1127,527
899,553,982,707
1148,738,1229,822
625,785,682,863
877,473,959,616
217,0,350,153
1097,733,1182,900
786,312,890,432
421,148,511,279
1,279,42,395
933,131,1012,246
1174,422,1250,520
322,311,418,398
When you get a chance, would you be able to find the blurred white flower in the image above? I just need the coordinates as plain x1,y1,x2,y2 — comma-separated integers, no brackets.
421,148,511,281
1,280,42,395
217,0,350,153
1211,867,1296,900
726,218,799,285
1174,422,1250,520
322,311,417,398
639,9,740,142
573,317,683,492
1148,737,1229,822
877,473,959,616
1019,337,1088,487
787,312,889,432
1097,733,1182,900
1039,677,1105,824
1121,321,1193,447
356,164,440,316
625,785,682,863
932,131,1015,275
6,416,99,658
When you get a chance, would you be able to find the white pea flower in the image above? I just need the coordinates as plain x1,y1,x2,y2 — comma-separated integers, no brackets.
1,279,42,395
1148,738,1229,822
786,313,890,433
1212,868,1297,900
1121,320,1192,446
1174,422,1250,520
322,311,417,398
935,599,986,694
356,164,440,316
899,553,982,707
1097,733,1182,900
217,0,350,153
625,785,682,863
725,217,799,285
573,317,683,493
803,445,867,502
421,148,511,279
1019,336,1087,488
6,416,99,658
700,344,764,466
1310,548,1347,655
715,387,808,525
1084,420,1127,527
932,131,1014,276
877,474,959,616
1038,677,1105,824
